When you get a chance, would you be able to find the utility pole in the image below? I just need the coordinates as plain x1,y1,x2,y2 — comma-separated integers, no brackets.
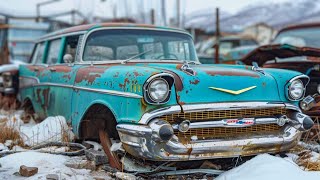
176,0,180,27
161,0,167,26
36,0,60,22
150,9,155,25
215,8,220,64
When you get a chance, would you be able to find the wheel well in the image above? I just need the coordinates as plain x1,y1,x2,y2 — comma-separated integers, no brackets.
22,98,35,114
79,104,119,141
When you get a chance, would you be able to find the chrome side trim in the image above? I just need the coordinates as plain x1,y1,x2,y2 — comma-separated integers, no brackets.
139,102,300,124
19,76,142,99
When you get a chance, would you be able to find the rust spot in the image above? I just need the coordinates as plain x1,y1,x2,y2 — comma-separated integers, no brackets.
119,78,130,89
189,79,200,85
141,99,147,112
42,88,50,108
54,66,72,73
133,71,143,77
62,74,71,80
75,66,106,84
205,70,259,78
176,64,183,70
113,72,119,78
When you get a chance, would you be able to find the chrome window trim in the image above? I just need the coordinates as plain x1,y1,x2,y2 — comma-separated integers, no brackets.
79,27,196,63
139,102,300,124
36,31,86,43
19,76,142,99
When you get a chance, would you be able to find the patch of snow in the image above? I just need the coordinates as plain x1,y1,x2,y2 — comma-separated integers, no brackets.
0,151,91,179
20,116,74,146
216,154,320,180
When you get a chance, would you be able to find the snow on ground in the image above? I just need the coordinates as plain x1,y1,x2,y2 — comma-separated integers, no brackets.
0,151,91,180
216,153,320,180
1,110,74,147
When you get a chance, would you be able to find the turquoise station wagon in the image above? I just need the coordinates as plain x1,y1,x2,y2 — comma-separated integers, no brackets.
7,23,314,169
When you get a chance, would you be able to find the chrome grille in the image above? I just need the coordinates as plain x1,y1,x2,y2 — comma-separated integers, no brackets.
160,107,287,124
175,124,282,140
159,107,287,140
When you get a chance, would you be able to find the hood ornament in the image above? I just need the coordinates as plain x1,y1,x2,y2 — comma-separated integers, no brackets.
252,62,265,75
181,61,196,76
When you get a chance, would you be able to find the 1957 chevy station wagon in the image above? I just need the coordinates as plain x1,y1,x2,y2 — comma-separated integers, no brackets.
3,23,314,169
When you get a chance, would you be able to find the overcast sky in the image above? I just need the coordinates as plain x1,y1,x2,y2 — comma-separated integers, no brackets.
0,0,291,23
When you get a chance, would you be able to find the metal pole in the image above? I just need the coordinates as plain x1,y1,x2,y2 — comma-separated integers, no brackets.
151,9,155,25
176,0,180,27
161,0,167,26
215,8,220,64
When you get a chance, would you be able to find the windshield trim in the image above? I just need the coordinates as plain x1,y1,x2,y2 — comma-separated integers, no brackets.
79,27,195,63
73,59,201,65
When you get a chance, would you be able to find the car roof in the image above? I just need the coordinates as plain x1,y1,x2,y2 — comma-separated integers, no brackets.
39,23,189,41
278,22,320,34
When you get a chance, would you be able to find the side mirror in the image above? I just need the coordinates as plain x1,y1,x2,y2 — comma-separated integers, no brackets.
63,54,73,63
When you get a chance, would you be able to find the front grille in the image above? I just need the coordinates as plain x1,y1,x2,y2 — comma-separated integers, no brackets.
175,124,282,140
161,107,287,124
159,107,287,141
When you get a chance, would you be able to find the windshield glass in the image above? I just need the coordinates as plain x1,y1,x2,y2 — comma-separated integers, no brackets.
273,27,320,47
83,29,197,61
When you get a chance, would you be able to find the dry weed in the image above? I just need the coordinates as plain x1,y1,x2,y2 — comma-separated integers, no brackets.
296,151,320,171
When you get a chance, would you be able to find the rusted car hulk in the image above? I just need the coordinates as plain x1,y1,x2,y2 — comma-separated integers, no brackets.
242,22,320,124
2,23,314,169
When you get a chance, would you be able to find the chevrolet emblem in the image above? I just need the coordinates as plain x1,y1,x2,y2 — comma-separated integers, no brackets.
209,86,257,95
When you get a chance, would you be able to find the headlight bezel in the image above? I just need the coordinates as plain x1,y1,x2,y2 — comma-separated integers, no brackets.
143,73,174,105
286,75,309,101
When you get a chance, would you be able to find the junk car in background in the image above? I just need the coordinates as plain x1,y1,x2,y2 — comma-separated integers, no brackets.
196,35,258,64
242,22,320,124
1,23,314,170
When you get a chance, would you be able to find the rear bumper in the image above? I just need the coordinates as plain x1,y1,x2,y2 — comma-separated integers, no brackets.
117,124,301,161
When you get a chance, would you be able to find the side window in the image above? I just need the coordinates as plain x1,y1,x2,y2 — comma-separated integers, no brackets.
31,43,45,64
63,35,80,63
46,39,61,65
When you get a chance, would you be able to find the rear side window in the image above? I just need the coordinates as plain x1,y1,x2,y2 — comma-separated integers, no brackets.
46,39,61,64
31,43,45,64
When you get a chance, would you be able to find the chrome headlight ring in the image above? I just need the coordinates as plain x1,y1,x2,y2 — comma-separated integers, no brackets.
287,75,309,101
143,73,174,105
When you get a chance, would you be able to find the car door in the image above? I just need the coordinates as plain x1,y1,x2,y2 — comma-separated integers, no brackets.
46,35,82,121
19,41,50,119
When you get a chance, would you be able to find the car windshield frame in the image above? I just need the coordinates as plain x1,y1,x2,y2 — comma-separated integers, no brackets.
273,27,320,48
81,28,198,63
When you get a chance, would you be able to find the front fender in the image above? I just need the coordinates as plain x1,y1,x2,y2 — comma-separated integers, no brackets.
264,68,305,104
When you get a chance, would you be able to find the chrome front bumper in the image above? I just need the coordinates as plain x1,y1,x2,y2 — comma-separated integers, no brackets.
116,102,309,161
117,124,301,161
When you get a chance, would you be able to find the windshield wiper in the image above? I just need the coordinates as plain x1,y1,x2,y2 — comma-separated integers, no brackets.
121,49,153,64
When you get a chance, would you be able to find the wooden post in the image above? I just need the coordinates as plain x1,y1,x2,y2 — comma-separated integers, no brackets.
151,9,155,25
215,8,220,64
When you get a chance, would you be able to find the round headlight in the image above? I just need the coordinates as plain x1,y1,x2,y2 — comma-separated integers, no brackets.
148,79,169,102
317,84,320,94
289,79,304,100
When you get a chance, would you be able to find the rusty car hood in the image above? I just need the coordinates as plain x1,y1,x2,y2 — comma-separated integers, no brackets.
140,63,302,105
242,44,320,66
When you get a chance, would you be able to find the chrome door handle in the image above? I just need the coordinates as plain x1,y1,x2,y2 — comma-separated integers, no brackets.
49,68,56,72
